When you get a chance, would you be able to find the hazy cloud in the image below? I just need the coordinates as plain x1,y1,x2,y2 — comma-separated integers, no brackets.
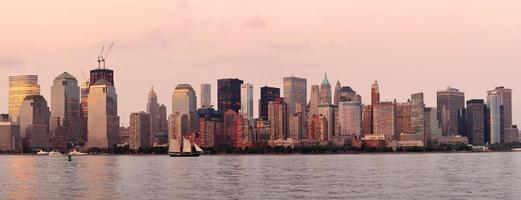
176,0,193,10
0,55,24,67
243,16,267,28
268,42,309,51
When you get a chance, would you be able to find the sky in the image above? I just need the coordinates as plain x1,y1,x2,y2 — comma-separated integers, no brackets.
0,0,520,126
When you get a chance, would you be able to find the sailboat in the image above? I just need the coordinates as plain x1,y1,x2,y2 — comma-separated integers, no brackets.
168,138,203,157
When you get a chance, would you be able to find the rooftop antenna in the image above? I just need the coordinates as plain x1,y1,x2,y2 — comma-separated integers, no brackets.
102,43,114,69
97,45,105,69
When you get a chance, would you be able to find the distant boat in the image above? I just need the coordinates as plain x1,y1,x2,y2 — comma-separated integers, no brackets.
36,150,49,155
68,149,87,156
168,138,203,157
49,150,63,156
512,148,521,152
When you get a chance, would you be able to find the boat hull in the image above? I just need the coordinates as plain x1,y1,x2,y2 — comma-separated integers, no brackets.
168,153,201,157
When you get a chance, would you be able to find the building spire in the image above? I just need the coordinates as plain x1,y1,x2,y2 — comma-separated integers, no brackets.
321,72,330,86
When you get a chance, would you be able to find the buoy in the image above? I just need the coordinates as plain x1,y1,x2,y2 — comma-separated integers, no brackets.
68,154,72,162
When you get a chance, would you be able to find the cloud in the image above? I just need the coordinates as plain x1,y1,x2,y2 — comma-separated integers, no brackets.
0,56,24,67
268,42,309,51
176,0,193,10
243,16,267,28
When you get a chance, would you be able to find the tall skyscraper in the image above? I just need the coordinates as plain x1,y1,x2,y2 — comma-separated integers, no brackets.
259,86,280,121
318,104,335,140
50,72,84,148
89,68,114,87
80,81,89,138
488,86,513,143
172,84,197,132
309,85,320,116
487,90,502,144
334,80,341,106
338,101,362,137
319,73,332,105
466,99,485,145
147,87,160,146
200,83,212,108
168,112,189,142
240,83,254,121
437,87,465,136
268,97,287,140
129,112,151,150
424,107,442,144
288,113,303,140
371,81,380,105
8,75,40,123
373,102,397,140
362,105,373,136
338,86,362,103
283,76,307,116
217,78,243,113
19,95,50,148
87,79,120,148
159,104,168,133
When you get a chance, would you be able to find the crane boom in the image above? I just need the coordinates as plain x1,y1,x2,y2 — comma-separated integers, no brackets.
97,45,105,68
102,43,114,68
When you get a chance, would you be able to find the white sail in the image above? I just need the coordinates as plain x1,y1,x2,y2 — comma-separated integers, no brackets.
169,139,181,153
193,143,204,153
182,139,192,153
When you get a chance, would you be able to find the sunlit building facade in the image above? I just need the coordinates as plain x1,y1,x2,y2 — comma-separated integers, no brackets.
8,75,40,123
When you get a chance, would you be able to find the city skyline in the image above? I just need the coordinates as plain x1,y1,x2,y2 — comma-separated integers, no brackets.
1,1,520,126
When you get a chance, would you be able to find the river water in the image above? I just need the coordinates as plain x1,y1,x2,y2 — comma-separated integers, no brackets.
0,153,520,200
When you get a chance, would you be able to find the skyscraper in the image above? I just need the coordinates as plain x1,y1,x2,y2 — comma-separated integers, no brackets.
318,104,335,140
338,86,362,103
87,79,120,148
129,112,151,150
159,104,168,133
373,102,397,140
466,99,485,145
362,105,373,136
309,85,320,116
437,87,465,136
334,80,341,106
197,107,222,148
259,86,280,121
319,73,332,105
424,107,442,144
200,83,212,108
268,97,287,140
217,78,243,113
488,86,513,143
487,90,502,144
283,76,307,116
89,68,114,87
172,84,197,132
240,83,254,121
338,101,362,137
147,87,160,146
371,81,380,105
19,95,50,148
0,117,21,152
8,75,40,123
50,72,84,149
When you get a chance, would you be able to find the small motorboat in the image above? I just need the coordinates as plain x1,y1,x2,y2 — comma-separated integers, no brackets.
36,150,49,155
512,148,521,152
68,149,87,156
49,150,63,156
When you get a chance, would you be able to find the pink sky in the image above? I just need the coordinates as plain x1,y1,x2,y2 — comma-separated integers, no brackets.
1,0,520,126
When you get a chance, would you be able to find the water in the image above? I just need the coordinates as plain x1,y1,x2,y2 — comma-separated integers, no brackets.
0,153,520,200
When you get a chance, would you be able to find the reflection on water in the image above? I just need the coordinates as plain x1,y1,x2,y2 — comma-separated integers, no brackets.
0,153,520,200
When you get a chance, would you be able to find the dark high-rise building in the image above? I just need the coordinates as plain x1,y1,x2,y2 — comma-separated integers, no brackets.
89,68,114,86
466,99,485,145
437,87,465,136
371,81,380,105
217,78,243,113
259,86,280,121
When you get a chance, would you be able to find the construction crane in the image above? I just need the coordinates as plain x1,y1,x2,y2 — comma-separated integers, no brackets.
101,43,114,69
97,45,105,69
80,70,89,85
